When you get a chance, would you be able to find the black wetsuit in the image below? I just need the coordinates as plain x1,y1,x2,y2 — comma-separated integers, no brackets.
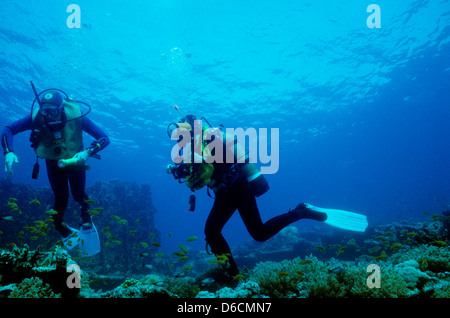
201,129,309,277
45,159,90,236
205,172,303,276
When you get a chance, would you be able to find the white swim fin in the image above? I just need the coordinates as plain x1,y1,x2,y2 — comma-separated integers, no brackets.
305,203,368,232
62,227,81,250
79,222,101,256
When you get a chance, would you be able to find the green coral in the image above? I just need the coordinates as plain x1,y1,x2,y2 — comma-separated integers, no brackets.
250,255,347,297
392,244,450,272
167,276,197,298
430,281,450,298
120,278,142,288
241,222,450,298
9,277,61,298
248,255,416,298
101,283,178,298
250,257,305,297
197,281,262,298
0,245,82,298
341,263,410,298
295,259,347,298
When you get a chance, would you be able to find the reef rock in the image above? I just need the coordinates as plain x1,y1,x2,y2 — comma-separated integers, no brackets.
394,260,431,289
0,245,82,298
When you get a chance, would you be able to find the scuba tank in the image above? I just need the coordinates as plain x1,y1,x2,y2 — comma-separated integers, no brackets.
223,130,269,197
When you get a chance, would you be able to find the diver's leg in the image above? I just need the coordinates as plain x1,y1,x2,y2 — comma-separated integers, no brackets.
237,190,326,242
45,160,70,237
204,195,239,276
67,168,91,227
236,190,295,242
291,203,327,221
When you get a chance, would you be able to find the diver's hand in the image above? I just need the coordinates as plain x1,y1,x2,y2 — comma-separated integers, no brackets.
4,152,19,174
73,150,90,165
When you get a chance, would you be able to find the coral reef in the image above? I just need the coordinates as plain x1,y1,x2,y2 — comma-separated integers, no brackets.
196,281,265,298
1,178,449,298
394,260,430,289
94,278,178,298
0,245,83,298
9,277,61,298
0,178,160,277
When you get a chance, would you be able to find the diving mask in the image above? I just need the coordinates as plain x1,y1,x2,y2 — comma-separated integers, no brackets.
38,91,66,131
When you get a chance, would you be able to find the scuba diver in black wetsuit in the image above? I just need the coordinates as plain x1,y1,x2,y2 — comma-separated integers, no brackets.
1,82,110,254
166,115,339,277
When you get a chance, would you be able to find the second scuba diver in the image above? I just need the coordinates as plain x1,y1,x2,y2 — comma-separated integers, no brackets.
1,82,110,255
167,115,368,277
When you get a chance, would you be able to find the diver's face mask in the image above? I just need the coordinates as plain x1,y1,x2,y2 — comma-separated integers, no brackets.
40,104,61,121
37,91,66,131
30,83,92,131
41,104,66,132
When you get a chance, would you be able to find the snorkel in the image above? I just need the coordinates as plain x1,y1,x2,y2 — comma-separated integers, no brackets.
30,81,42,107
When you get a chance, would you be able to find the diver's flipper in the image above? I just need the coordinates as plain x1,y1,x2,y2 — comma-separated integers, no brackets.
305,203,368,232
79,222,101,256
62,227,81,250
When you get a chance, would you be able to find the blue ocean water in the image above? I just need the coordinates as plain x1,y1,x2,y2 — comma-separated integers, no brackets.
0,0,449,255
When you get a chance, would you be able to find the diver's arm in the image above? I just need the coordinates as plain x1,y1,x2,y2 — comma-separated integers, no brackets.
1,116,33,154
1,116,32,173
81,117,110,156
